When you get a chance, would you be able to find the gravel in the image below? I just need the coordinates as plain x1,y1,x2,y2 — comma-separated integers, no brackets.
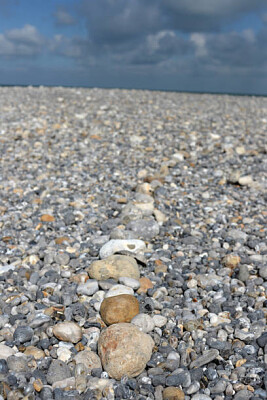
0,86,266,399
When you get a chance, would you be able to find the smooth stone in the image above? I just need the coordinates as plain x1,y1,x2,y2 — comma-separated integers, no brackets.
233,389,252,399
238,265,250,282
53,321,82,343
191,395,212,400
13,326,34,344
127,219,160,240
186,382,200,395
110,228,139,240
105,284,134,298
99,239,146,259
0,344,16,360
131,313,155,333
24,346,45,360
0,265,15,275
153,315,168,328
100,294,139,325
77,279,99,296
137,277,154,294
46,360,72,385
257,332,267,347
238,175,254,186
74,349,102,372
98,323,154,379
190,349,219,369
57,347,72,362
228,229,247,242
259,265,267,279
118,277,140,289
163,386,185,400
52,377,76,390
87,255,140,281
197,274,223,288
223,253,241,268
7,355,28,372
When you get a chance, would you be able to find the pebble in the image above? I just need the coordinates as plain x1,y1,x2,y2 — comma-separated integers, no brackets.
74,349,102,372
131,313,155,332
13,325,34,344
0,344,16,360
98,322,154,379
87,255,140,281
46,359,72,385
105,284,134,298
127,219,160,239
190,349,219,368
118,276,140,289
100,294,139,325
99,239,146,258
77,279,99,296
153,315,168,327
53,321,82,343
163,387,185,400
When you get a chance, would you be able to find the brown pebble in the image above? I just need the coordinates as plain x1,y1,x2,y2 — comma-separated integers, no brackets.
40,214,55,222
163,387,185,400
137,277,154,294
100,294,139,325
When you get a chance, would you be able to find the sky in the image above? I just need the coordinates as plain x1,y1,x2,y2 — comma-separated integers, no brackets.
0,0,267,94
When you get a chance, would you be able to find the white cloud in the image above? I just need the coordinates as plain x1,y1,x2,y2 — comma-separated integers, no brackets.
0,24,44,57
190,33,208,56
6,24,43,45
55,9,76,26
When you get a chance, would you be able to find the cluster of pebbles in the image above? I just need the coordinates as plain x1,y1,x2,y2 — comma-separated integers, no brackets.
0,86,266,400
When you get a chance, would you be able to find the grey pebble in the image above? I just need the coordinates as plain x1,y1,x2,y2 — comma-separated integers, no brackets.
190,349,219,369
46,359,72,384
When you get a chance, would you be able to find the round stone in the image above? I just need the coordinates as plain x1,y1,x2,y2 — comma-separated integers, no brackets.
98,323,154,379
53,321,82,343
74,349,102,372
87,255,140,281
13,326,34,344
77,279,99,296
163,387,185,400
100,294,139,325
131,313,155,333
46,360,72,385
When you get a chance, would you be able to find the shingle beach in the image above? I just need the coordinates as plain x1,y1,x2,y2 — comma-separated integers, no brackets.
0,86,266,400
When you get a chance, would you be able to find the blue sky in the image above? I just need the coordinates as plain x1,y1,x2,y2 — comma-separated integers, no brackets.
0,0,266,94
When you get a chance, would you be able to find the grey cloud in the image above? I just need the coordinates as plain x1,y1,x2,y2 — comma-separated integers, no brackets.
54,9,76,26
0,24,44,57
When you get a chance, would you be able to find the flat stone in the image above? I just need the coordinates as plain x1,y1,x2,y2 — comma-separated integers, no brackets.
77,279,99,296
228,229,247,242
24,346,45,360
87,255,140,281
137,277,154,294
223,253,241,268
131,313,155,333
99,239,146,259
105,284,134,298
197,274,223,288
191,395,212,400
46,360,72,385
7,355,28,373
53,321,82,343
100,294,139,325
98,322,154,379
118,277,140,289
153,315,167,328
13,326,34,344
190,349,219,369
163,387,185,400
127,219,160,240
0,344,16,360
74,349,102,372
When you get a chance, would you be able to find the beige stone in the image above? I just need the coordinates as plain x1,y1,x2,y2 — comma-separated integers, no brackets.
98,323,154,379
87,255,140,281
137,277,154,294
223,253,241,268
53,321,82,343
24,346,45,360
163,387,185,400
74,349,102,372
100,294,139,325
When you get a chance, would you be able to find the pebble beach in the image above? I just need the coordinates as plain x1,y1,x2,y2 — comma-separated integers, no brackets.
0,86,266,400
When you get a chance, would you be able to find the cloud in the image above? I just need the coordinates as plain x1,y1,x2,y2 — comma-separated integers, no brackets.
54,8,76,26
0,24,44,57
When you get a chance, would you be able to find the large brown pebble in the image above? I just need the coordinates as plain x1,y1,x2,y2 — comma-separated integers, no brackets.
87,255,140,281
100,294,139,325
163,387,185,400
98,323,154,379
